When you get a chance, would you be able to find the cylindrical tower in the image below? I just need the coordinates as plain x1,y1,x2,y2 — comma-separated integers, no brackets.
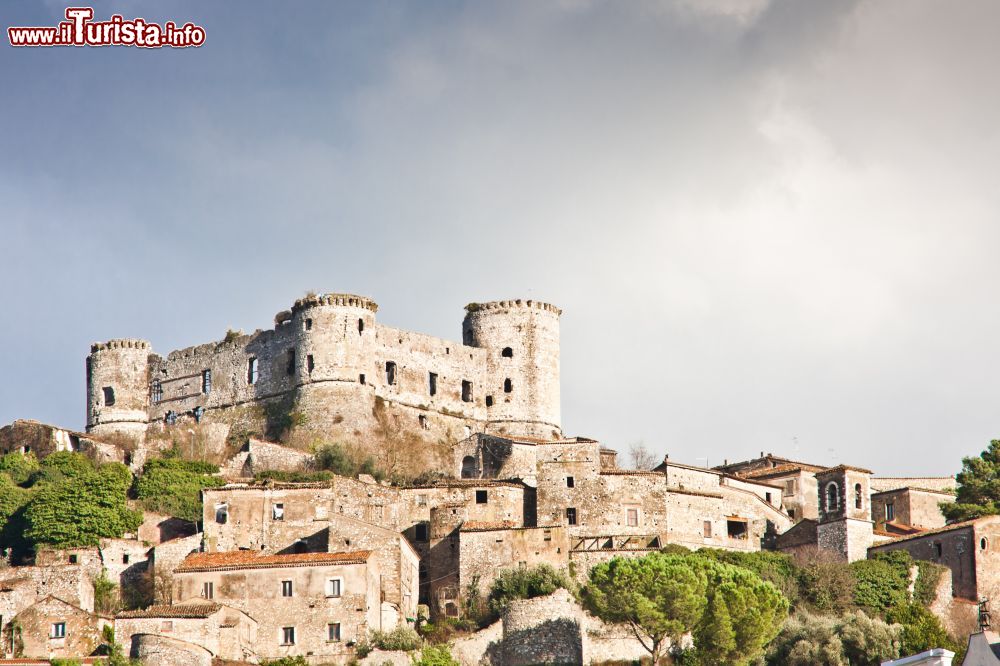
462,299,561,439
290,293,378,429
86,338,153,438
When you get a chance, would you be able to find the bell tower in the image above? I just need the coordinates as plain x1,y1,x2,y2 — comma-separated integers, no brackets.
816,465,874,561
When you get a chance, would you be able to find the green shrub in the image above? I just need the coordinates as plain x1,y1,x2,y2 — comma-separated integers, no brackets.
851,551,912,616
696,548,801,606
134,457,223,522
29,451,96,485
24,463,142,548
412,645,459,666
886,602,962,657
913,560,947,607
50,659,82,666
360,625,422,654
766,610,903,665
261,658,308,666
488,564,575,616
0,452,38,485
792,551,856,613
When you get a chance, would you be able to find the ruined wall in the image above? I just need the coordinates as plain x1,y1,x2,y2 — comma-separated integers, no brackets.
0,564,94,621
148,534,203,604
501,589,583,666
871,477,956,493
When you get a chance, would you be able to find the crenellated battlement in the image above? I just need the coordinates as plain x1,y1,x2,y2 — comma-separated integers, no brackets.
464,299,562,316
291,293,379,314
90,338,151,353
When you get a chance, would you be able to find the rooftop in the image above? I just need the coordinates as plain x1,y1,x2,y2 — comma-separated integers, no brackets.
176,550,371,573
117,603,222,619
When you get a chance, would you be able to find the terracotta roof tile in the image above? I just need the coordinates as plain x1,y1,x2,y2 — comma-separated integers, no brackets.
869,515,1000,548
176,550,370,573
117,603,222,619
461,521,518,531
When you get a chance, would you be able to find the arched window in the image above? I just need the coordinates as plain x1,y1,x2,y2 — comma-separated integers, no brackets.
982,537,989,551
826,482,839,512
461,456,477,479
854,483,862,510
501,347,513,358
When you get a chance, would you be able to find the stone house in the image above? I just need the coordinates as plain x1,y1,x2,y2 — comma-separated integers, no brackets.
148,533,203,604
870,487,955,533
868,515,1000,601
172,549,381,663
115,602,256,662
3,595,109,661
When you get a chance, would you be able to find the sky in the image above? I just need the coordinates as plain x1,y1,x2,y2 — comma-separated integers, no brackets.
2,0,999,476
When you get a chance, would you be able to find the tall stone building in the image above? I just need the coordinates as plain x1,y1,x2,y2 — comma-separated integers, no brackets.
85,294,562,453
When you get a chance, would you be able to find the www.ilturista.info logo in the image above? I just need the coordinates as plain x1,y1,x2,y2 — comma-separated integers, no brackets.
8,7,205,48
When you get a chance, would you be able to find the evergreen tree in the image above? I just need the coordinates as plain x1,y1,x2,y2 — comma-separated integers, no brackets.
943,439,1000,522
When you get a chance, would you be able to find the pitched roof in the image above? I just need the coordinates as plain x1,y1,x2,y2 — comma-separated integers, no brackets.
869,515,1000,548
117,603,222,619
175,550,370,573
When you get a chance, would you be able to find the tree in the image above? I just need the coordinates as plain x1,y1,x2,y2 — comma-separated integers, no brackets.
941,439,999,522
628,442,658,470
24,463,142,548
134,458,223,523
688,562,790,665
584,553,710,661
766,610,903,666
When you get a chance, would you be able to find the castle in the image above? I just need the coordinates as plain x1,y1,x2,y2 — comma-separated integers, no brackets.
86,294,562,462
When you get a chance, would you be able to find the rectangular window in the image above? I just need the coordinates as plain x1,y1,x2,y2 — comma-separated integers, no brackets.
566,476,575,488
151,381,163,404
429,372,438,396
462,380,473,403
282,580,293,597
476,490,488,504
934,542,943,558
123,554,130,564
544,529,552,542
415,523,429,542
281,626,295,646
566,507,577,526
886,502,895,521
788,508,796,520
326,578,342,598
215,503,228,524
102,386,116,406
304,318,312,331
626,508,639,527
160,621,173,632
727,519,748,540
386,361,397,385
286,349,296,375
307,354,315,373
201,369,212,394
328,622,341,642
766,492,772,503
272,503,284,521
783,479,796,497
703,520,712,538
416,494,427,507
51,622,66,639
203,582,214,599
247,358,259,385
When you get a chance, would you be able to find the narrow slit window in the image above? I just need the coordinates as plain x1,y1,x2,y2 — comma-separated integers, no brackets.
566,507,577,525
304,318,312,331
151,381,163,404
703,520,712,538
854,483,863,510
286,349,296,375
307,354,315,373
504,378,513,393
386,361,396,386
282,580,293,597
201,369,212,394
203,582,214,599
359,374,366,385
247,357,259,385
358,318,364,334
429,372,438,396
462,380,473,403
486,395,494,407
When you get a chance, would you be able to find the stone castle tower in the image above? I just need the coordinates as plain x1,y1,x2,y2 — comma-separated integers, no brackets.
815,465,874,562
85,294,562,451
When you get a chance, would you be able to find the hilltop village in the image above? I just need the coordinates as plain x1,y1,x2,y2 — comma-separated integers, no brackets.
0,292,991,665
